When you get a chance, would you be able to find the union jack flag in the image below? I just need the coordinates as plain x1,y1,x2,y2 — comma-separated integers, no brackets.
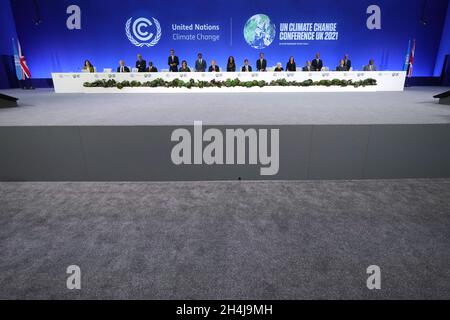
408,39,416,78
12,38,31,80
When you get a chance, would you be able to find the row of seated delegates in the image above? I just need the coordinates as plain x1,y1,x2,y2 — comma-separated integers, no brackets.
116,59,158,73
178,59,219,72
168,50,373,73
120,55,158,72
263,54,376,72
135,54,158,72
84,53,377,74
82,57,159,73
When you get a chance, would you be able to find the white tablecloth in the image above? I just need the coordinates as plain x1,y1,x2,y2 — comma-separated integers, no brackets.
52,71,406,93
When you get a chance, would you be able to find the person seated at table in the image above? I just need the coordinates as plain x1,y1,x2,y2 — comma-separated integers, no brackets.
168,49,179,72
241,59,252,72
343,54,351,71
274,63,284,72
147,61,158,72
136,54,147,72
195,53,207,72
209,60,220,72
311,53,323,71
83,60,95,73
227,56,236,72
302,60,313,72
179,60,191,72
117,60,130,73
256,53,267,72
286,56,296,72
364,59,377,71
336,60,347,71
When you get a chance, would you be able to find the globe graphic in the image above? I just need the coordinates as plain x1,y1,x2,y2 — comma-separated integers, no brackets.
243,14,276,49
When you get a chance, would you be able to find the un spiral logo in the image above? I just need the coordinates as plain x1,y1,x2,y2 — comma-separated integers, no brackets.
125,17,162,47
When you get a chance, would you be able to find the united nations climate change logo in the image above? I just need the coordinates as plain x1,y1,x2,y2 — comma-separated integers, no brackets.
125,17,162,47
243,14,276,49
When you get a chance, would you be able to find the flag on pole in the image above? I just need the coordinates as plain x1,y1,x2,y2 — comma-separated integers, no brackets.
12,38,22,80
408,39,416,78
403,39,411,72
12,38,31,80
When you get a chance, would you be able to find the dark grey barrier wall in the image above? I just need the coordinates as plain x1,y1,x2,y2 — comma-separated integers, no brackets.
0,124,450,181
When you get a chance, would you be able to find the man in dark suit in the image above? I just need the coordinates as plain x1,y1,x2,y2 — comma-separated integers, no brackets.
136,54,146,72
311,53,323,71
302,60,312,71
148,61,158,72
168,49,179,72
364,59,377,71
343,54,351,71
241,59,253,72
256,53,267,72
195,53,207,72
117,60,130,73
208,60,220,72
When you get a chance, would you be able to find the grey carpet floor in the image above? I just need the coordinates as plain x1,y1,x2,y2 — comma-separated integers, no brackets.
1,87,450,126
0,179,449,300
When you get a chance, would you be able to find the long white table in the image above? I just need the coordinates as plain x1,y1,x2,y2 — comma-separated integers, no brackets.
52,71,406,93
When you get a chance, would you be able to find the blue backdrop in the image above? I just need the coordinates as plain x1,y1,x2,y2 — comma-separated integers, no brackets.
9,0,450,78
0,0,18,88
435,1,450,76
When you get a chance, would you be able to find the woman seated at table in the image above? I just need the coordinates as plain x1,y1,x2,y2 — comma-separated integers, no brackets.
226,56,236,72
286,56,296,72
274,62,284,72
179,60,191,72
82,60,95,73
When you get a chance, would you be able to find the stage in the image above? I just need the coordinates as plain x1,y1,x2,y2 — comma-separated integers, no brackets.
0,87,448,126
0,87,450,181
